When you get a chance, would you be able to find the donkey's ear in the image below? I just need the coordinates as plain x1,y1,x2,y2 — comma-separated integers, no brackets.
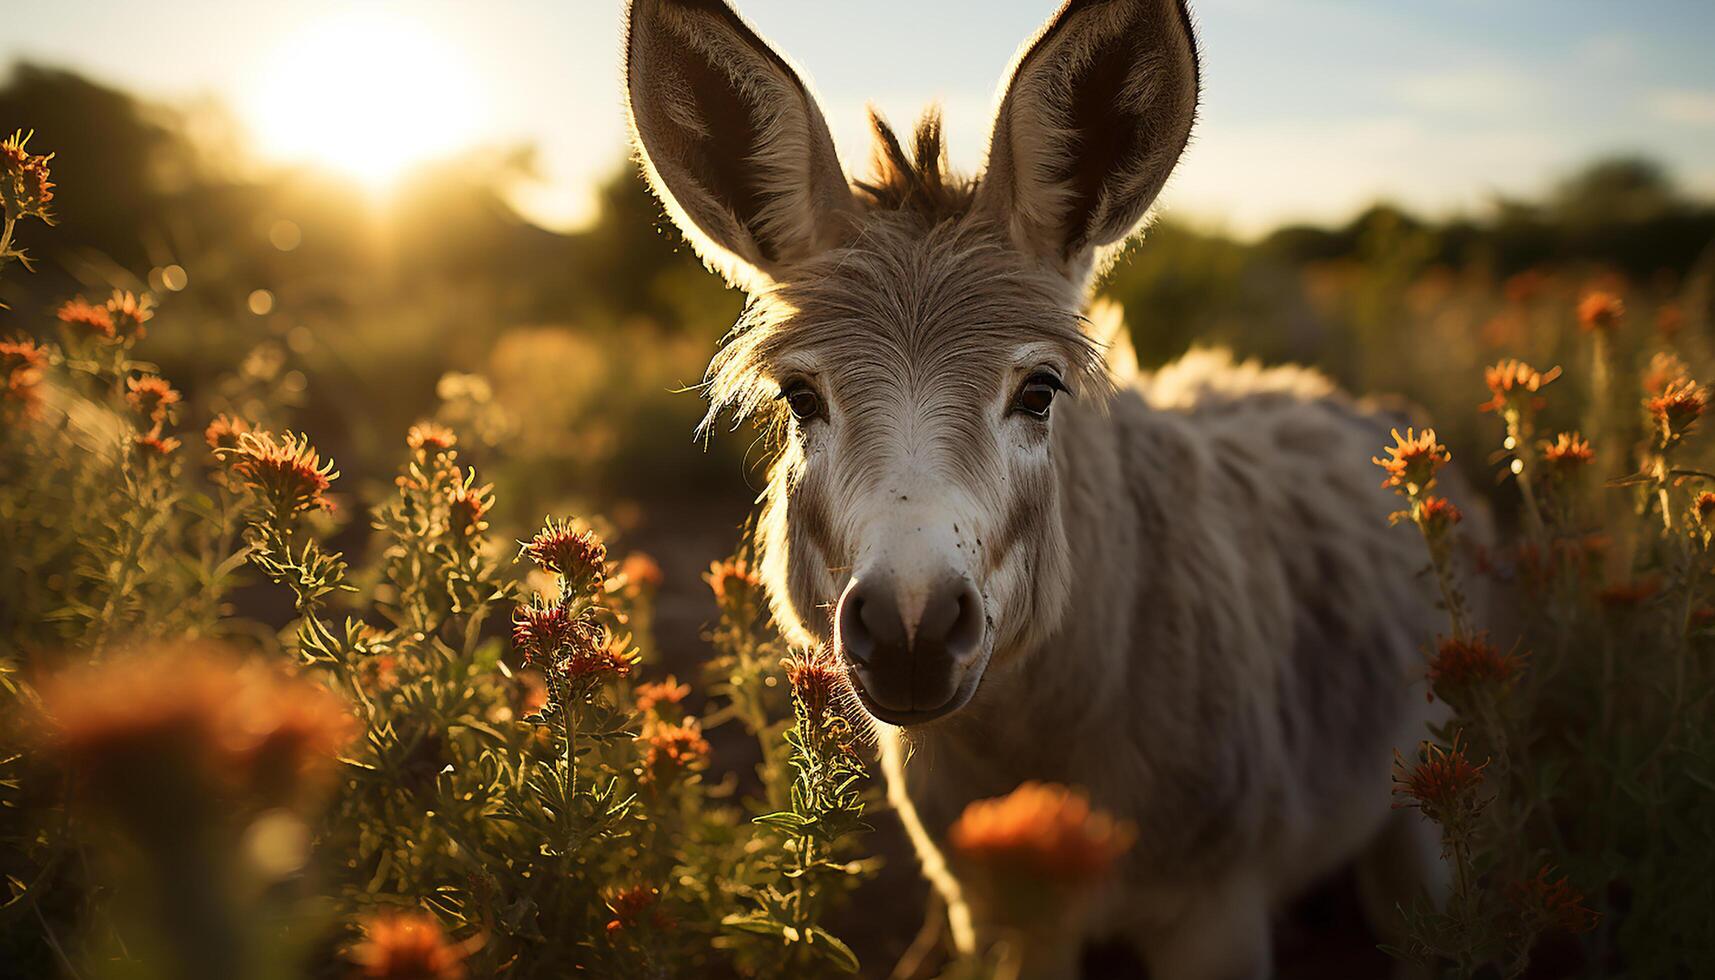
625,0,855,292
976,0,1200,274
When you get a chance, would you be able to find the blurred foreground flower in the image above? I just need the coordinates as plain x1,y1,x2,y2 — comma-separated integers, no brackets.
351,910,469,980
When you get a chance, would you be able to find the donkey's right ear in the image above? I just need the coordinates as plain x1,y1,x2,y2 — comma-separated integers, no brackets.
625,0,855,292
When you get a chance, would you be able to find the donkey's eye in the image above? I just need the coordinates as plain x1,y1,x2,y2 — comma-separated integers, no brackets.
781,381,824,423
1011,372,1066,419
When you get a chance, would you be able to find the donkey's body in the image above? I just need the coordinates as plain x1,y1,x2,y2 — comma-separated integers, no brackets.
623,0,1451,974
879,347,1445,975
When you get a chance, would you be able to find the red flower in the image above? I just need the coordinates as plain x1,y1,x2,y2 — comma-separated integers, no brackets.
635,676,691,717
125,375,180,426
1646,379,1707,446
1507,866,1600,935
447,474,493,538
1,130,54,218
1427,635,1524,705
1416,495,1462,539
134,432,181,457
105,290,154,341
641,719,710,782
204,413,251,452
510,601,588,667
604,884,674,935
1391,734,1488,827
1539,432,1594,475
704,556,763,616
520,518,608,592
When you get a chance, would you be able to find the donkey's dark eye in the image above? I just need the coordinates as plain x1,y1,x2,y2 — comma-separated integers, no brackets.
1011,372,1066,419
781,381,824,423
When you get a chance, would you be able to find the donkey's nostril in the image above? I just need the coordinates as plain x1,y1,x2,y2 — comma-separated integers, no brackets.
918,576,982,661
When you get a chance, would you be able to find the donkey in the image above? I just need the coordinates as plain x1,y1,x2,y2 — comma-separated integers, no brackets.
625,0,1452,975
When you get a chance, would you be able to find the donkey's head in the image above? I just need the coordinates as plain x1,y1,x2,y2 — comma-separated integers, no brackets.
626,0,1199,726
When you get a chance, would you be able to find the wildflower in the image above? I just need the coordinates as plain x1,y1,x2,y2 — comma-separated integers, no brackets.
1391,734,1488,828
105,290,154,341
1696,492,1715,529
1506,866,1599,935
642,718,710,782
56,297,115,339
204,413,251,452
217,429,337,516
362,654,401,693
134,432,181,457
784,648,848,724
1642,351,1690,396
605,884,673,934
1415,495,1462,539
1539,432,1595,476
447,473,493,538
635,676,691,718
1373,427,1450,496
125,374,180,426
1656,304,1685,340
705,555,763,618
0,130,54,220
1,338,46,421
1645,379,1707,447
617,552,663,593
351,911,468,980
510,600,590,667
560,629,638,684
39,648,354,835
520,518,607,593
1479,358,1561,415
1577,290,1624,333
1427,635,1524,705
950,782,1134,885
1597,576,1661,609
407,422,457,454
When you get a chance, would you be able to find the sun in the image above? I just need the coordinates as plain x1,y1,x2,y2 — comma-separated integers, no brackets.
245,11,484,190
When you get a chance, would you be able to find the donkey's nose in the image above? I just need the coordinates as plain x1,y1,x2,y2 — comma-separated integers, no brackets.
836,574,983,720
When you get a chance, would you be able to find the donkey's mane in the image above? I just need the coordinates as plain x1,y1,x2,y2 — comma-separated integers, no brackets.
853,108,978,222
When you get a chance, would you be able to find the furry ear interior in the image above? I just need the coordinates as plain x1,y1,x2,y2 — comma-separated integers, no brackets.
625,0,855,291
976,0,1200,276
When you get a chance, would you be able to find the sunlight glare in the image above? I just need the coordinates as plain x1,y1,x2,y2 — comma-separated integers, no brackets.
246,11,483,190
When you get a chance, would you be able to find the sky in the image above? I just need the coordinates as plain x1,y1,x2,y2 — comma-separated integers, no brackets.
6,0,1715,237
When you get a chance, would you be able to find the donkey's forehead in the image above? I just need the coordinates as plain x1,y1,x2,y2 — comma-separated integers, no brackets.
758,219,1094,388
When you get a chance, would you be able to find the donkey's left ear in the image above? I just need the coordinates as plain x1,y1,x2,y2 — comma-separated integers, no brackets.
976,0,1200,276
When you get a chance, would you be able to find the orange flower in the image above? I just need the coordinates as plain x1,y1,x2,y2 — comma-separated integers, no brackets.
1506,866,1599,935
1577,290,1624,333
1642,351,1690,396
1539,432,1594,475
407,422,457,454
1391,734,1488,827
351,911,468,980
1427,635,1524,705
950,782,1134,883
39,647,355,828
1,338,46,421
704,556,763,616
56,297,115,339
447,473,493,538
1655,304,1685,340
217,430,337,516
204,413,251,452
604,884,673,935
1373,427,1450,496
1,130,54,218
105,290,154,341
1645,379,1707,446
617,552,663,593
125,374,180,426
642,719,710,782
1416,495,1462,539
1480,358,1561,414
520,518,608,593
635,675,691,717
133,432,181,457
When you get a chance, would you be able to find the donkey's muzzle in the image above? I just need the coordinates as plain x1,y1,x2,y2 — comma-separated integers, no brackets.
836,573,983,725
